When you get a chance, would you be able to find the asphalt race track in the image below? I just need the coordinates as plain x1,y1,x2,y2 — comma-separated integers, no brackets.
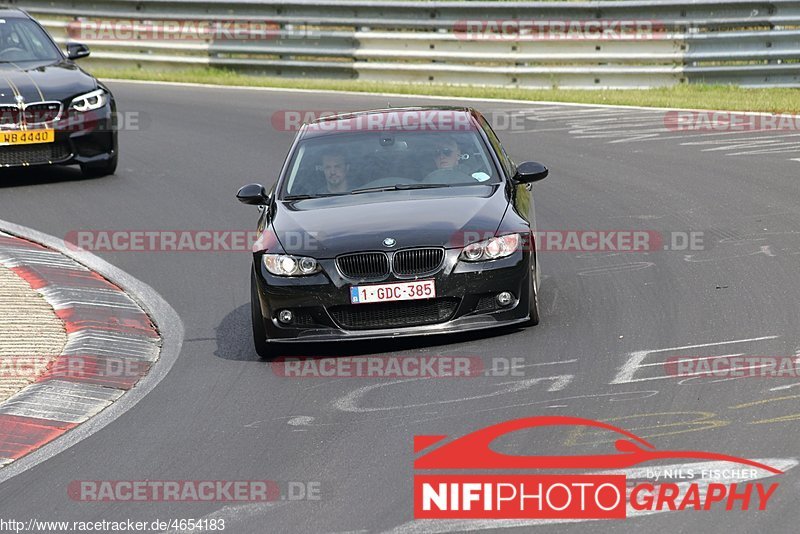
2,81,800,533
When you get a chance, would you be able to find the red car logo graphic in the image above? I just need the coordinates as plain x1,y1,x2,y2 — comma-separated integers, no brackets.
414,415,782,473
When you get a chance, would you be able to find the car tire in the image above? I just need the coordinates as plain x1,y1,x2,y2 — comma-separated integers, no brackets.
80,154,117,178
251,267,278,360
528,266,541,326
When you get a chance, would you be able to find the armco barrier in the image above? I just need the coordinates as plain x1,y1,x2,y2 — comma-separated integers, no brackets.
7,0,800,88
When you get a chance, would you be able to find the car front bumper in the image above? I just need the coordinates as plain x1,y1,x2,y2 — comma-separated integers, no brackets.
0,103,116,168
252,248,534,343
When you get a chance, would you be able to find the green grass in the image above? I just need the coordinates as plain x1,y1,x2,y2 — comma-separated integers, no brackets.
93,66,800,113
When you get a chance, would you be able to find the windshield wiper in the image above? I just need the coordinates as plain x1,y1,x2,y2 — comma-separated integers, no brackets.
350,183,452,195
283,193,345,200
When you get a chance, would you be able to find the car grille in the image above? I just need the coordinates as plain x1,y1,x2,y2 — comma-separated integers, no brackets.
24,102,62,125
0,106,20,127
336,252,389,279
288,309,318,327
0,101,62,127
336,248,445,279
474,295,501,313
329,298,459,330
393,248,444,276
0,142,71,167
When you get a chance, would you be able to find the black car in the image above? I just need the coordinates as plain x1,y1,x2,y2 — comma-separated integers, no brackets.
0,9,117,176
238,107,548,359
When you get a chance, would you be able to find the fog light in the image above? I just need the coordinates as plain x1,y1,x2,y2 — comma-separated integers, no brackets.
496,292,513,307
278,310,293,324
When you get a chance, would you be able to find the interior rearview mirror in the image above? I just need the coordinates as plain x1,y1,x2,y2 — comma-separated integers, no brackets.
513,161,548,184
237,183,270,205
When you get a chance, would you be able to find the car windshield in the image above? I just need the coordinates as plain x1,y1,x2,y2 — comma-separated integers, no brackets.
280,130,501,199
0,17,62,63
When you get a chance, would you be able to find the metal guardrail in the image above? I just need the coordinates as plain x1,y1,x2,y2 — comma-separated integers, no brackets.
7,0,800,88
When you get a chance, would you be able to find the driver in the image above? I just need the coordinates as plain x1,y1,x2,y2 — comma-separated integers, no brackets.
433,137,462,170
424,136,471,183
320,150,351,193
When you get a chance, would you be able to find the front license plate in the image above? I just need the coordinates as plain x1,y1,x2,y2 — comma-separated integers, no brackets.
0,129,55,146
351,279,436,304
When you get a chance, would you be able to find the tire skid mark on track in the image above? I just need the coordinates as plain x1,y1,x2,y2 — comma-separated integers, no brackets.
333,375,574,414
577,262,655,276
404,391,660,426
516,104,800,159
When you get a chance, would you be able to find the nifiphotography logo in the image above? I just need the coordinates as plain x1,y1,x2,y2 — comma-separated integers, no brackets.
413,416,784,519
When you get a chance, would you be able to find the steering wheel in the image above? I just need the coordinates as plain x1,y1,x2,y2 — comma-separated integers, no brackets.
358,176,417,189
0,48,27,60
423,167,474,184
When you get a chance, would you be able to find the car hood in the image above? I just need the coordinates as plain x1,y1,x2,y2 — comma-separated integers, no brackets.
0,61,97,104
270,185,509,257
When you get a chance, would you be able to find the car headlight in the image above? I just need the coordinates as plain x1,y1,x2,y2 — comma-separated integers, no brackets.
70,89,107,112
263,254,320,276
459,234,521,262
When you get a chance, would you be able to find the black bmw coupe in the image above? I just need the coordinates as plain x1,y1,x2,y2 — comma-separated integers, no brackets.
0,9,117,176
238,107,548,359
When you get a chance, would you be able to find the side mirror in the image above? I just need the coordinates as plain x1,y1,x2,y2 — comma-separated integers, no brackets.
66,42,91,60
513,161,548,184
237,183,270,205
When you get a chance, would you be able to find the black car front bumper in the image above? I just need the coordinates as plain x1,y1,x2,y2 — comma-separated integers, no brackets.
252,248,534,343
0,103,116,168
